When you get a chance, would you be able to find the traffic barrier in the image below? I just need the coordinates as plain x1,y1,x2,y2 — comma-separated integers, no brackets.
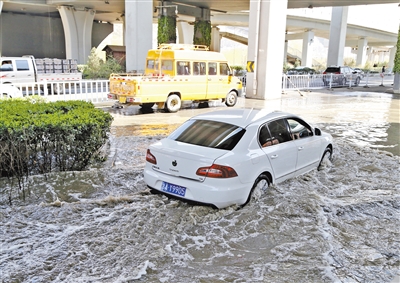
7,80,110,104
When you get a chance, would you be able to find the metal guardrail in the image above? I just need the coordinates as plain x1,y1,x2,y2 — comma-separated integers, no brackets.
282,72,393,91
3,73,394,103
5,80,110,104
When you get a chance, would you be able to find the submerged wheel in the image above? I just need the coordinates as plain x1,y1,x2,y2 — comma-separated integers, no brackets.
225,91,237,107
165,94,181,113
243,174,270,207
140,103,155,108
318,147,332,171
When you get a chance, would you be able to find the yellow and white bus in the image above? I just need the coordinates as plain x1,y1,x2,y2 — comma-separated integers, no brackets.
108,44,243,112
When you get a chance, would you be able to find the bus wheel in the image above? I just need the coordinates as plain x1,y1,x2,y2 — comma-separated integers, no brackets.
165,94,181,113
225,91,237,107
140,103,155,108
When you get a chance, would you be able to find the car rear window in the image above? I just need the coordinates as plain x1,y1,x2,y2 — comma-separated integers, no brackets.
325,67,340,73
168,119,245,150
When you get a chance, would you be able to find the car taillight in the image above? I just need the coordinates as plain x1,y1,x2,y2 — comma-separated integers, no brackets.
146,149,157,164
196,164,238,178
335,72,340,74
323,72,326,74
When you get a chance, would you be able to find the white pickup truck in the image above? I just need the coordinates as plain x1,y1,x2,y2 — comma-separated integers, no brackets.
0,55,82,93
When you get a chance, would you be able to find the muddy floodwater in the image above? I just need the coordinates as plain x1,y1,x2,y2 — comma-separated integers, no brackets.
1,90,399,283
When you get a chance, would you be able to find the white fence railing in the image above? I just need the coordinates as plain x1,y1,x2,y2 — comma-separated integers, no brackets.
5,80,110,104
282,72,393,91
2,73,394,103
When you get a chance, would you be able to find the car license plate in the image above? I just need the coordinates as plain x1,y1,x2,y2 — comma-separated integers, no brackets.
161,182,186,197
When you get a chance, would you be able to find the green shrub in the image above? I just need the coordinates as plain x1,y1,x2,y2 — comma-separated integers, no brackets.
82,47,124,79
0,99,113,203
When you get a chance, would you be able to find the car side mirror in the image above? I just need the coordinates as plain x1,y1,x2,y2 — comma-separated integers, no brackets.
315,128,321,136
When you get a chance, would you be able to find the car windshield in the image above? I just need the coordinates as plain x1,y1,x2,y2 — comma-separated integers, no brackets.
168,119,246,150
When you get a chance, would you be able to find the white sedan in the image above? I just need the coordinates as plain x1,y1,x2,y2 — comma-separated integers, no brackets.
144,109,333,209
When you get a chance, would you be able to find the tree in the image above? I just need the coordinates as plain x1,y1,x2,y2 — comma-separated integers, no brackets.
193,20,211,47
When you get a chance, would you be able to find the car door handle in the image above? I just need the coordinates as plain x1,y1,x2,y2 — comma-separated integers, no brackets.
271,154,278,159
298,147,304,151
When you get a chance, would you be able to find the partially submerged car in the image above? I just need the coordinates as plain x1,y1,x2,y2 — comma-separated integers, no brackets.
144,109,333,209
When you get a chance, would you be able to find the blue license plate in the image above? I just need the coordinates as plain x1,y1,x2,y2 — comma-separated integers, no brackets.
161,182,186,197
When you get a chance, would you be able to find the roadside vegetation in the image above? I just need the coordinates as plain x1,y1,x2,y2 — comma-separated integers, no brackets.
0,98,113,205
80,47,124,79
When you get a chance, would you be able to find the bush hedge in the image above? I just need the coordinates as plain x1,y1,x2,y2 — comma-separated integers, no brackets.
0,99,113,203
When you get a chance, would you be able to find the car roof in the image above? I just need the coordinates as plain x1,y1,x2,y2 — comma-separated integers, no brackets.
190,108,297,128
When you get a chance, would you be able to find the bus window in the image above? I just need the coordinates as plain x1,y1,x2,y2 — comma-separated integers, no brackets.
147,60,155,69
208,62,217,75
193,62,206,75
177,61,191,75
162,60,173,71
220,63,230,76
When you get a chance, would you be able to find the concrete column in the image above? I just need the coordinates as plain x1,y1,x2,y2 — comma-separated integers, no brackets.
177,21,194,44
327,6,348,66
125,0,152,73
283,40,288,64
388,46,396,73
356,37,368,67
367,47,374,62
210,26,221,52
58,6,95,63
378,51,385,63
302,30,314,67
246,0,288,100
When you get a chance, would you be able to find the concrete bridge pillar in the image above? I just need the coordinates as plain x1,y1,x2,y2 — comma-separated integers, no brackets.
58,5,95,64
356,37,368,67
367,47,374,62
378,51,385,63
246,0,288,100
210,26,221,52
302,30,314,67
327,6,348,66
388,46,397,73
124,0,152,73
177,21,194,44
284,40,288,64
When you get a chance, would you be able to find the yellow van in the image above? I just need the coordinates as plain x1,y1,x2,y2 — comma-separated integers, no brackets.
108,44,242,112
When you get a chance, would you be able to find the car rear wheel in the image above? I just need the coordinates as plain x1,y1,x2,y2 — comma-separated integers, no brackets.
243,174,270,207
165,94,181,113
318,147,332,171
225,91,237,107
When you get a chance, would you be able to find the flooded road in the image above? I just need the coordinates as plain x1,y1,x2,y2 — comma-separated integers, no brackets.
1,90,399,283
